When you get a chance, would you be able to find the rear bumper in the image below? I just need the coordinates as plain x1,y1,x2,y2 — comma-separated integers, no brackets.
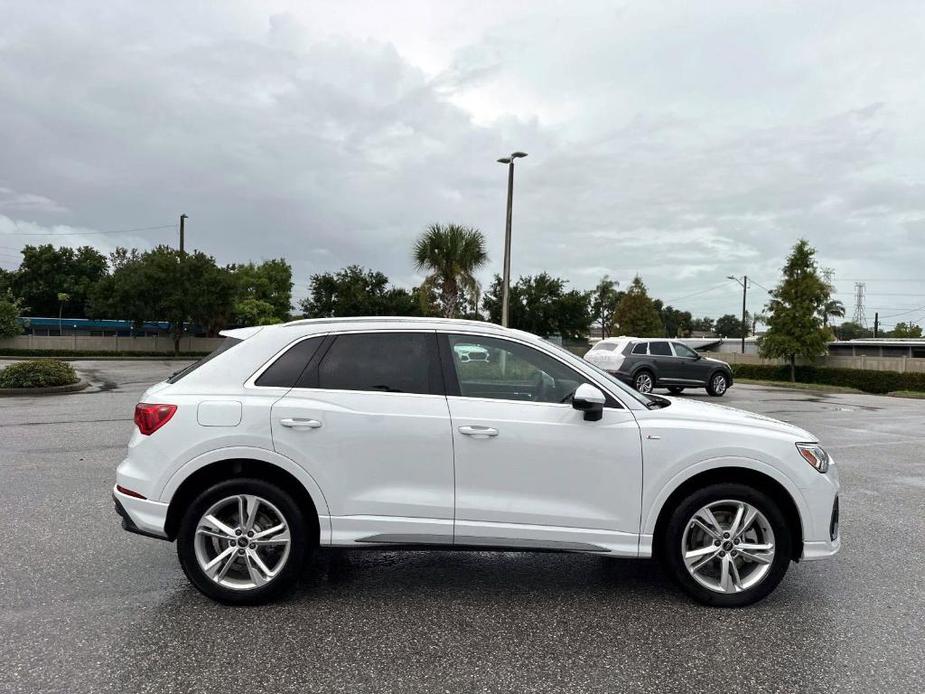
113,486,169,540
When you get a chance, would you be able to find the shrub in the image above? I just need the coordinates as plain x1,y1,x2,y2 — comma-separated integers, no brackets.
731,363,925,394
0,359,79,388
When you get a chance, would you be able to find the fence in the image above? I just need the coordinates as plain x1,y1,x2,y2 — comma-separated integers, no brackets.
0,334,224,354
713,351,925,375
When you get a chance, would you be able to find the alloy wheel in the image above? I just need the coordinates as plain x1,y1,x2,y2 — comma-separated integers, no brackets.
193,494,292,590
711,373,728,395
681,499,775,594
635,372,654,393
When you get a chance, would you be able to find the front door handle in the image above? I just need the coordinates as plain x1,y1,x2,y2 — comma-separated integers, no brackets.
458,425,499,438
280,417,322,429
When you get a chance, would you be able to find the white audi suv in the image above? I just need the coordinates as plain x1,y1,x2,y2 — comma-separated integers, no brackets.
114,317,840,607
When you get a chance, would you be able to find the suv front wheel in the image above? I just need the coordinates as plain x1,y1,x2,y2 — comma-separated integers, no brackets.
661,483,791,607
176,478,308,605
707,372,729,396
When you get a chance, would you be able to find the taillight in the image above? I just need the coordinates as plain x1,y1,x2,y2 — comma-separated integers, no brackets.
134,403,177,435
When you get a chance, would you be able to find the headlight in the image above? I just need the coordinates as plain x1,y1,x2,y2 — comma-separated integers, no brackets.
796,443,829,473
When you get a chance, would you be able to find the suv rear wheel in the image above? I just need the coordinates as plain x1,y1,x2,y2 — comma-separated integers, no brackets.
661,483,791,607
177,478,308,605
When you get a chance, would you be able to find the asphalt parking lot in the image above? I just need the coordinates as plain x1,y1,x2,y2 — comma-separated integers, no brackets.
1,360,923,693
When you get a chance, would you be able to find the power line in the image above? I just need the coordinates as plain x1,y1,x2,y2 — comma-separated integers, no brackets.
663,281,730,304
0,223,176,237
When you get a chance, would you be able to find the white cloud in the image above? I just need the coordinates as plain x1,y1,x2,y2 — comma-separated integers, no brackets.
1,0,925,321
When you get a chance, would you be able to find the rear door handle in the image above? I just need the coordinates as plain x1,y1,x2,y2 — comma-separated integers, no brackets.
458,425,499,438
280,417,322,429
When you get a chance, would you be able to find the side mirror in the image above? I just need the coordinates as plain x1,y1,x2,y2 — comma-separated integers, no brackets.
572,383,606,421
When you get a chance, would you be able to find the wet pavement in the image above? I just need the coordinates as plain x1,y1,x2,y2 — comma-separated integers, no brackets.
0,360,923,693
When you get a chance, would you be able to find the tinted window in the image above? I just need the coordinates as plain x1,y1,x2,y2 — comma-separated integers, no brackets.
649,341,671,356
673,342,699,359
632,342,648,355
447,334,588,404
167,337,241,383
593,342,616,352
317,332,439,395
255,336,324,387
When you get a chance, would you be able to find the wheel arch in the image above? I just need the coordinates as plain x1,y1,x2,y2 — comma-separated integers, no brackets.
651,467,803,560
162,454,329,543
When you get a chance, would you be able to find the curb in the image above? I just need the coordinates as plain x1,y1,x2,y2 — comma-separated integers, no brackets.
0,379,90,397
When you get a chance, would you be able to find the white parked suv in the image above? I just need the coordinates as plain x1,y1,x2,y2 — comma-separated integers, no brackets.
114,317,840,607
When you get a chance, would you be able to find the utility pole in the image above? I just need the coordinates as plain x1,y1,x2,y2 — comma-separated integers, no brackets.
496,152,528,327
179,214,188,255
874,312,879,338
726,275,748,353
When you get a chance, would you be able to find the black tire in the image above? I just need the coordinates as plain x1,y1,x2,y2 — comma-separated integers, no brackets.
667,386,684,394
633,369,655,394
660,483,792,607
176,478,309,605
706,371,729,397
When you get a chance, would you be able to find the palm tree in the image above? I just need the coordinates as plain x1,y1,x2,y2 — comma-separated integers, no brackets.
413,224,488,318
823,299,845,330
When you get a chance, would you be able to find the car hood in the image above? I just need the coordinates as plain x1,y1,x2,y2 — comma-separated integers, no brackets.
700,356,730,368
649,397,815,441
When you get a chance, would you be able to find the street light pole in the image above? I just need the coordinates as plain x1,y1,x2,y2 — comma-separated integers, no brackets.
497,152,527,327
179,213,188,255
727,275,748,353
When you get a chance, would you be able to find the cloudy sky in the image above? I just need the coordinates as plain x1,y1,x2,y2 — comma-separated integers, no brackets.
2,0,924,327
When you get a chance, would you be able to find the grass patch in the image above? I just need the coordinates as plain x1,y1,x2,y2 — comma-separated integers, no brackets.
735,378,863,394
887,390,925,399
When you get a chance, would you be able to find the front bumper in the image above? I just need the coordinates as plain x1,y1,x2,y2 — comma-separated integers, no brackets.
113,486,169,540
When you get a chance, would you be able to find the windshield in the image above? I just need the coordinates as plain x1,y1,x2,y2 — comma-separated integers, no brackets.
541,339,655,407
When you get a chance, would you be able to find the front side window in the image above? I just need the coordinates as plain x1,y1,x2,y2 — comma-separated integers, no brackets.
649,341,672,356
316,332,439,395
672,342,699,359
447,334,588,404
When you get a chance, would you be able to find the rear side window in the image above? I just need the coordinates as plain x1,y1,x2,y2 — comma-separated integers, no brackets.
315,332,440,395
593,342,616,352
649,341,671,356
632,342,648,355
255,336,325,387
166,337,242,384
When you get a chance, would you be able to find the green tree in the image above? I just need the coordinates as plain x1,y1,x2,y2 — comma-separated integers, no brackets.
482,273,591,340
759,239,831,381
0,292,23,337
689,316,715,335
233,298,281,326
228,259,293,322
660,305,692,338
715,313,747,339
822,298,845,331
300,265,424,318
613,276,662,337
835,321,872,340
89,245,235,353
889,322,923,338
11,244,107,318
591,276,623,338
413,223,488,318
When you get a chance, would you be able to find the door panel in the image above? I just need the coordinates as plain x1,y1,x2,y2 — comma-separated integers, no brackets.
671,343,707,384
270,330,455,544
441,333,643,555
447,398,642,554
